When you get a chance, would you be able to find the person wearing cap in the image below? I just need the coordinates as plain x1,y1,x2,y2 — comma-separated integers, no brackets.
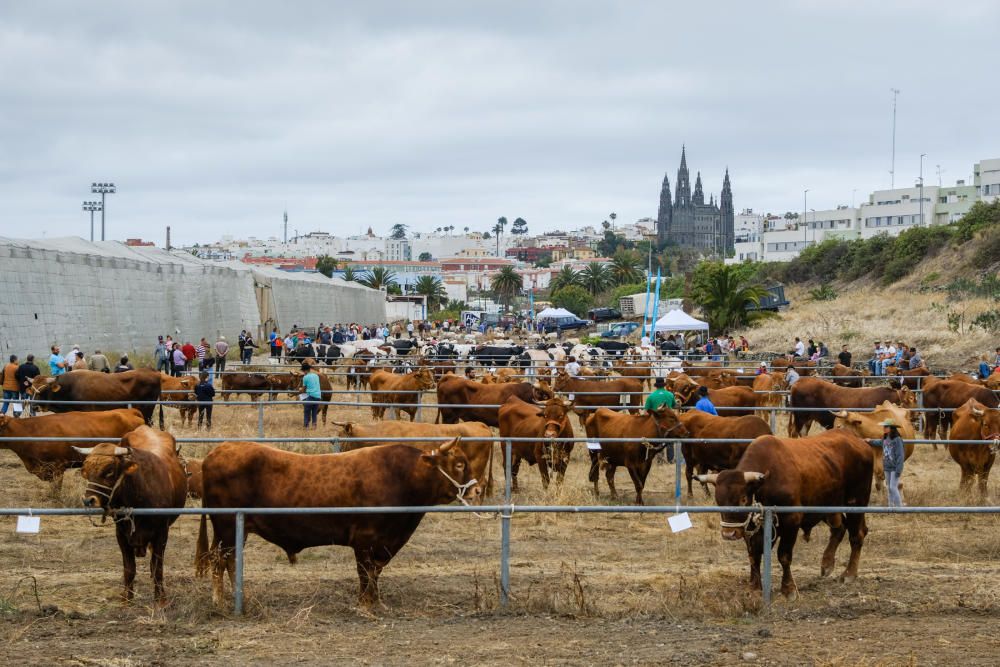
694,385,718,416
785,364,800,387
870,419,905,507
755,362,768,376
114,356,134,373
644,377,675,412
867,341,882,375
154,337,170,374
301,362,322,429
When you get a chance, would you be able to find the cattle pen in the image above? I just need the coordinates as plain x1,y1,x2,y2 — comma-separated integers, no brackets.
4,390,1000,665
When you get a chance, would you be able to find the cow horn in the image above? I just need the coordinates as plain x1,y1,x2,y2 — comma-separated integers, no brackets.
113,447,129,456
694,473,718,485
438,437,459,453
972,406,985,417
743,471,766,483
72,446,94,456
831,410,848,418
45,377,57,385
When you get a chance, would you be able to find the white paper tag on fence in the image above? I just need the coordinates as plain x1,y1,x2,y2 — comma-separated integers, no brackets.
16,516,40,534
298,393,308,401
568,393,575,401
668,512,692,533
619,394,629,406
586,441,601,451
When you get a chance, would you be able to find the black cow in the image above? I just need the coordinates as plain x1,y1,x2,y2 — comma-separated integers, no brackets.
391,339,418,356
313,344,343,366
471,345,525,367
595,341,629,357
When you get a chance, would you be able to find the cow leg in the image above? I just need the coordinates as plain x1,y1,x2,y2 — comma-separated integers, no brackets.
604,464,618,500
627,465,646,505
588,451,601,497
746,530,764,590
554,445,570,483
510,453,522,493
535,445,551,490
209,517,235,606
820,514,846,577
150,530,169,604
321,404,329,426
978,463,993,501
959,466,974,496
787,413,799,438
840,512,867,583
354,547,391,607
116,528,137,603
777,529,799,598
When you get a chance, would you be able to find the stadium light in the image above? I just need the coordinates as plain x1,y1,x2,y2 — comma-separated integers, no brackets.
82,200,103,242
90,182,116,241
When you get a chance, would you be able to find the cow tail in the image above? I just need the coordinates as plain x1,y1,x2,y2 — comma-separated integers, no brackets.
195,513,209,578
158,402,165,431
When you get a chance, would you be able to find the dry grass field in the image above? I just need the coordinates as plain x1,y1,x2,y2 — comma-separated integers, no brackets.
3,387,1000,665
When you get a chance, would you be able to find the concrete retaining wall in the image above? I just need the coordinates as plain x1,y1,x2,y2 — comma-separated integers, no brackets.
0,237,386,359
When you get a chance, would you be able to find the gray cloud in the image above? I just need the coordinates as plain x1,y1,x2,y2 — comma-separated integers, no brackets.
0,1,997,244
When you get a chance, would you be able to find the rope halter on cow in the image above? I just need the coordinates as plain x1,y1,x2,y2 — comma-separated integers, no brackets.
435,467,479,507
73,446,136,533
719,499,776,538
641,417,685,462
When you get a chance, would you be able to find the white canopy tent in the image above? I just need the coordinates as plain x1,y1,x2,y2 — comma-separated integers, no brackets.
535,307,577,319
653,308,709,333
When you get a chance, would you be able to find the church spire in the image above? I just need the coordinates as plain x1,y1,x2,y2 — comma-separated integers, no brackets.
656,172,672,248
693,171,704,205
675,145,691,207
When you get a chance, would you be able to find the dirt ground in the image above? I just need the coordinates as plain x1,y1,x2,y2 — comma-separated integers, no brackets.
3,389,1000,666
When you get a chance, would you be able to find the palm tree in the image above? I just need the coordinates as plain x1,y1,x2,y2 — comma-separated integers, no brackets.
463,226,470,235
413,275,448,311
358,266,399,291
435,227,442,234
609,212,617,230
609,250,643,286
490,266,523,311
445,299,467,312
341,265,358,282
549,265,581,293
692,263,771,332
579,262,612,296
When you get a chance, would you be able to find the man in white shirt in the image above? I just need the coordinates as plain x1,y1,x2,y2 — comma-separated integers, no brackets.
880,342,897,375
564,356,581,377
794,337,805,358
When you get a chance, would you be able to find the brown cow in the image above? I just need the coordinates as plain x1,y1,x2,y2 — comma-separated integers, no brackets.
368,368,435,421
264,371,303,399
833,401,916,491
332,420,494,495
498,396,575,491
553,371,642,426
752,371,787,421
681,361,723,377
219,373,269,401
694,369,738,390
697,430,873,597
677,411,772,498
831,363,867,388
75,426,187,603
344,357,372,391
885,365,930,390
583,406,688,504
184,456,204,500
922,379,999,439
196,440,479,606
770,357,817,376
0,409,146,492
159,373,197,428
676,383,759,418
612,359,653,390
788,377,916,437
29,369,162,424
948,399,1000,498
435,375,546,426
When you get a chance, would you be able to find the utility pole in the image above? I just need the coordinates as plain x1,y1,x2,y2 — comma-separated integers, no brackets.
90,182,116,241
166,226,171,251
889,88,900,189
283,210,288,244
803,189,809,248
82,201,102,242
936,164,943,187
919,153,926,227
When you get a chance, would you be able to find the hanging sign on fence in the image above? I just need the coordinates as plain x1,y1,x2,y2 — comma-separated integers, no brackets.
667,513,692,533
586,441,602,451
16,515,41,534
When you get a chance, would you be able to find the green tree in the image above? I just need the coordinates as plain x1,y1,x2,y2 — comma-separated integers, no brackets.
390,223,408,240
609,212,617,229
511,217,528,236
551,285,593,318
549,265,581,293
463,226,470,235
691,261,770,332
315,255,339,278
418,251,433,262
490,265,523,311
341,265,358,282
579,262,612,296
482,230,492,240
413,275,448,311
358,266,399,291
609,250,642,285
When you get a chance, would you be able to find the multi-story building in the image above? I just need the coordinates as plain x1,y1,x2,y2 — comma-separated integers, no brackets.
975,158,1000,203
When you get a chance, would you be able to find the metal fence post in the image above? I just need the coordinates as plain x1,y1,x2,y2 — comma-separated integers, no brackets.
761,509,773,610
234,511,245,616
500,438,512,608
257,401,264,437
674,443,683,501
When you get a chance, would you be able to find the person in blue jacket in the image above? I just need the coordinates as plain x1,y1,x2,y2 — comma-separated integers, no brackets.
694,386,718,416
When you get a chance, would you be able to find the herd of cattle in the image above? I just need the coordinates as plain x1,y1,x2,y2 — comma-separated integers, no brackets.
1,347,998,607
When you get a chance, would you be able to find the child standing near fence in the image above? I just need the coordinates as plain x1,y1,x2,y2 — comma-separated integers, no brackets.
195,371,215,430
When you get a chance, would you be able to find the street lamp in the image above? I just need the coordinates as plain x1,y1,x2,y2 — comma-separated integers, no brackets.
90,182,116,241
802,189,809,248
82,201,103,242
919,153,926,227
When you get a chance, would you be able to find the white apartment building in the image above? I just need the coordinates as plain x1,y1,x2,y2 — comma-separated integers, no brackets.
976,158,1000,203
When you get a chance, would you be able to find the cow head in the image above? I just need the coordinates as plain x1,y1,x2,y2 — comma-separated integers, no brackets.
696,470,769,541
649,406,688,439
985,375,1000,391
552,370,571,391
770,372,788,391
73,442,134,510
533,380,555,401
0,416,10,433
672,375,700,404
414,368,436,390
965,401,1000,442
537,399,572,439
894,386,917,409
330,421,355,436
28,376,58,399
423,439,482,504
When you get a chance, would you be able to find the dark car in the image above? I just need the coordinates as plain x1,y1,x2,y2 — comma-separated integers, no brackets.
600,322,640,338
539,316,592,332
587,307,622,322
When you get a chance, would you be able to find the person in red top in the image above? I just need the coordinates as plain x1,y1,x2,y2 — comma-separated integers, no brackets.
181,341,197,371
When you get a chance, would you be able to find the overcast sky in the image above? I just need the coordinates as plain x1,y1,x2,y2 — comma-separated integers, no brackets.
1,1,998,245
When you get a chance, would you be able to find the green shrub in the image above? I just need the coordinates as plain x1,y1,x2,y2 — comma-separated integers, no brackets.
972,225,1000,269
551,285,594,317
808,284,837,301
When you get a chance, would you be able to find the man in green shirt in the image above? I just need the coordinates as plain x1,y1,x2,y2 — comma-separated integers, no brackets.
644,377,675,411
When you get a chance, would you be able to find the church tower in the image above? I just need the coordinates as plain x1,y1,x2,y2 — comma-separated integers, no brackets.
720,168,735,255
656,172,672,247
693,172,704,205
674,146,691,208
